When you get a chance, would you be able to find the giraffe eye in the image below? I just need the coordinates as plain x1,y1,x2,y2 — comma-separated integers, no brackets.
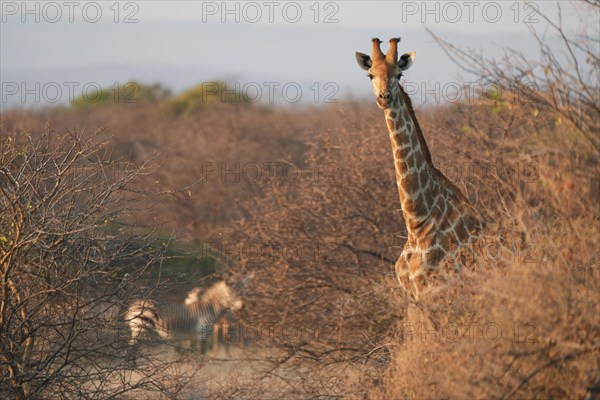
367,74,374,80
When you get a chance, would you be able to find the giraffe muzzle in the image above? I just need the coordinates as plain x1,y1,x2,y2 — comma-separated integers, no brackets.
377,92,392,109
379,91,391,101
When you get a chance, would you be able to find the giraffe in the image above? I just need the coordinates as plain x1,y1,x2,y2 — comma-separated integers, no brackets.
355,38,484,300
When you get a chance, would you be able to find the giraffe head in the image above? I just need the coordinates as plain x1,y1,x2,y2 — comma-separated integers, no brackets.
356,38,416,109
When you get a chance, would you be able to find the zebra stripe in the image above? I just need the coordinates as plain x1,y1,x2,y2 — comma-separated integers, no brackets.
185,287,239,354
125,281,243,348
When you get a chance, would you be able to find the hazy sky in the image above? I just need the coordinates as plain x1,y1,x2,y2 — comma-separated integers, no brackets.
1,1,596,108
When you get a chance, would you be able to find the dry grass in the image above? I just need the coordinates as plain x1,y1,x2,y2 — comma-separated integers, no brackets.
1,87,598,398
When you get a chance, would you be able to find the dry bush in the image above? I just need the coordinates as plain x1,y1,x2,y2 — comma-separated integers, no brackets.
0,128,203,399
1,103,320,238
4,90,596,398
370,220,598,399
204,91,596,398
428,1,599,151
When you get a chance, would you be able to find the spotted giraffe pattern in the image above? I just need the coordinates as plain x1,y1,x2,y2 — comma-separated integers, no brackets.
357,38,484,299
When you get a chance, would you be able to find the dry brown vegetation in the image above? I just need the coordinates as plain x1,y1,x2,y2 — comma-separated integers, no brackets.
1,4,599,399
2,84,597,398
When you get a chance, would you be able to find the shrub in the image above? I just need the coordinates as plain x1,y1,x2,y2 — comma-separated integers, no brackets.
70,81,171,108
161,81,251,116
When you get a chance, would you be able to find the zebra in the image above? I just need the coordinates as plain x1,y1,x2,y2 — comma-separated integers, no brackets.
185,287,240,354
125,281,243,353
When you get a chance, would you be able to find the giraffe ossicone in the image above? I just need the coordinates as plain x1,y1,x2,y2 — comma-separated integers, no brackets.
356,37,484,299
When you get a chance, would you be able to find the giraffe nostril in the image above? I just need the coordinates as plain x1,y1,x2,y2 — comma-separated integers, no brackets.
379,92,391,100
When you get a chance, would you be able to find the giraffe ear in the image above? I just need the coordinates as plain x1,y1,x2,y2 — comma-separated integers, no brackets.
355,52,372,71
398,51,416,71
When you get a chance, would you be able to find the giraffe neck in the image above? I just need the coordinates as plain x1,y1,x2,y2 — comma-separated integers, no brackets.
384,86,439,238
